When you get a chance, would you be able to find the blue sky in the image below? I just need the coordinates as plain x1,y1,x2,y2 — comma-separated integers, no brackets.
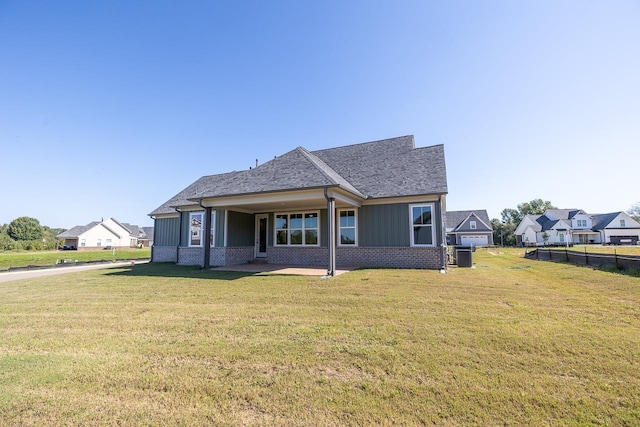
1,1,638,229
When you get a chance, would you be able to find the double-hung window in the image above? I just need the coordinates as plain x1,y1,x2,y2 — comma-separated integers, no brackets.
189,211,216,247
470,220,477,230
338,209,357,245
275,211,319,245
410,203,435,246
620,219,626,228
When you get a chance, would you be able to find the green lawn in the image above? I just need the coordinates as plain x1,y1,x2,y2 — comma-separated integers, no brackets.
0,248,151,270
0,249,638,425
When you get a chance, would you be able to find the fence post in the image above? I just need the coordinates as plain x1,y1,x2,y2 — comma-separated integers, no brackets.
584,247,588,266
615,249,618,269
565,247,569,262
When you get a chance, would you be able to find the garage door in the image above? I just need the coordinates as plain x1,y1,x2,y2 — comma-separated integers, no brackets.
460,235,488,246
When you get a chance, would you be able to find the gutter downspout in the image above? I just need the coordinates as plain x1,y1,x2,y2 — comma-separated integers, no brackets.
199,199,211,269
175,208,183,264
324,187,336,277
439,194,447,273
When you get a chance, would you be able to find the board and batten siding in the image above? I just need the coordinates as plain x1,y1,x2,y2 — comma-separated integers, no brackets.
359,204,410,247
226,211,254,247
359,202,445,247
153,216,180,246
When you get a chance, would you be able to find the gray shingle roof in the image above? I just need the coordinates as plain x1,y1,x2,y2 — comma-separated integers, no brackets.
312,136,447,198
445,210,492,231
56,221,101,238
149,135,448,216
591,212,621,230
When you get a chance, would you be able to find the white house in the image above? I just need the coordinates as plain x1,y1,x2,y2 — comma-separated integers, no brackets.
515,209,640,246
56,218,153,250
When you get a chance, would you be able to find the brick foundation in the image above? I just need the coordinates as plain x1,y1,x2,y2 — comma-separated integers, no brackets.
161,245,444,270
152,246,178,262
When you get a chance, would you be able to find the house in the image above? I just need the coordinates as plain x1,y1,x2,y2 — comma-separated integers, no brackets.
515,209,640,246
56,218,154,250
149,135,448,275
445,210,494,247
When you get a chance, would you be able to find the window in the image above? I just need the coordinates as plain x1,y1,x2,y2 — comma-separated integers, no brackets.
189,211,216,247
620,219,626,228
339,209,357,245
106,239,112,246
275,211,319,246
96,239,102,247
80,239,86,247
410,204,435,246
470,220,477,230
577,219,587,228
559,233,565,243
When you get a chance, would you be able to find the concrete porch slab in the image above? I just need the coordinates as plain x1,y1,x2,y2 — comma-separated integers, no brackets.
210,263,353,276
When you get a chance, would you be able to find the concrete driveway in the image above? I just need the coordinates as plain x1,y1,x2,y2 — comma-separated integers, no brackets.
0,260,149,283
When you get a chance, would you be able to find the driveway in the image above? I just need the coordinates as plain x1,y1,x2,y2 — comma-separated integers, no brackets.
0,260,149,283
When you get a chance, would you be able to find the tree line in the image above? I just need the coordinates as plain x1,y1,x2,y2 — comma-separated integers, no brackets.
491,199,640,246
0,217,66,251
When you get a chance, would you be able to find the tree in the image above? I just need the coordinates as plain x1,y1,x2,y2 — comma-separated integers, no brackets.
491,218,517,246
494,199,556,246
7,216,43,241
628,202,640,222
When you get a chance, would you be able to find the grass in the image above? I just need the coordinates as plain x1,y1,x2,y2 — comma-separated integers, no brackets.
0,248,151,270
0,249,638,425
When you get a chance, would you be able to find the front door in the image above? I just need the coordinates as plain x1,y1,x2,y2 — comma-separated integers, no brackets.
255,214,268,258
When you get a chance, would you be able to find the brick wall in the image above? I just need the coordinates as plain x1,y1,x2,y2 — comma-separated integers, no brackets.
178,247,204,267
163,245,444,270
337,247,444,269
151,246,177,262
268,246,327,266
210,247,254,266
268,246,444,269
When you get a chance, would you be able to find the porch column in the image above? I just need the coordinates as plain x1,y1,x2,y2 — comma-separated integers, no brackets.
327,197,336,276
202,207,212,269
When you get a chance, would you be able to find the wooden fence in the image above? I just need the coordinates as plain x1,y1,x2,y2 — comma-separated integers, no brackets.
525,248,640,271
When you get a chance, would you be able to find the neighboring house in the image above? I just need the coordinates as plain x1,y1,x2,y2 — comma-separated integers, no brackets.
56,218,154,250
515,209,640,246
149,135,449,275
445,210,494,247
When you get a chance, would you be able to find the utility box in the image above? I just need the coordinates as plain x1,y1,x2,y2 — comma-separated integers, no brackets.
455,246,473,267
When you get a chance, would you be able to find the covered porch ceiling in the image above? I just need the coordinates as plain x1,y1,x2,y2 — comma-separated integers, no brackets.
191,187,363,214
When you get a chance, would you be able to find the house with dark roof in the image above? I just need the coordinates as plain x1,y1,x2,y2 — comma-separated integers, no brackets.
445,210,494,246
515,209,640,246
56,218,153,250
149,135,449,275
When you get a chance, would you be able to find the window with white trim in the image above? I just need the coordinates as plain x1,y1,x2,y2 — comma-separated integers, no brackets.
80,239,86,247
620,219,626,228
275,211,319,246
106,239,112,246
577,219,587,228
410,203,435,246
189,211,216,247
339,209,357,246
96,239,102,247
470,220,477,230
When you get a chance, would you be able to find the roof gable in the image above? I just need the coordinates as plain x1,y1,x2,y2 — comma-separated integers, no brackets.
312,136,447,198
445,210,492,232
592,211,640,230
